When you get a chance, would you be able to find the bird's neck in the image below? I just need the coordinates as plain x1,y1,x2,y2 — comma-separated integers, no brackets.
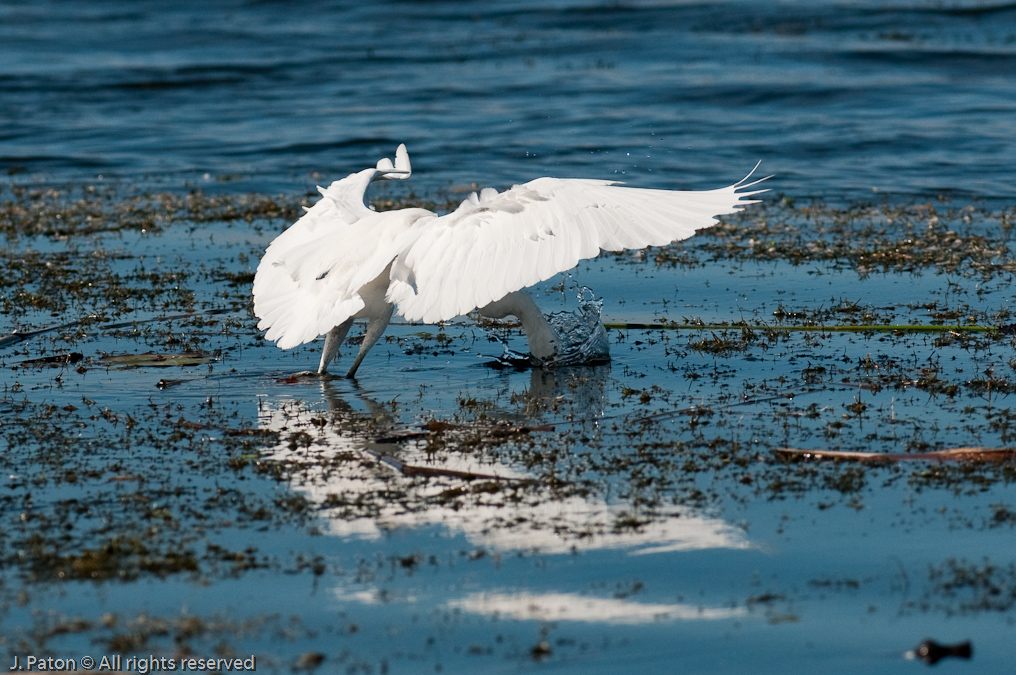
479,291,557,360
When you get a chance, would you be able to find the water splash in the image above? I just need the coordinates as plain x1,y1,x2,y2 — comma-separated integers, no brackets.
543,291,610,367
491,286,610,369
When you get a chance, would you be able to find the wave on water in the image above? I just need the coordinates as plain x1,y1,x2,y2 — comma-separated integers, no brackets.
2,1,1015,202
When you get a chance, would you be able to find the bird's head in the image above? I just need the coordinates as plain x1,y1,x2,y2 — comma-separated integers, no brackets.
374,144,412,181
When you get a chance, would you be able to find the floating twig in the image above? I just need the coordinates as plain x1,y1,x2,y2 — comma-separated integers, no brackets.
908,639,973,665
774,447,1016,463
99,351,213,368
18,352,84,366
374,420,554,444
0,312,216,350
0,321,84,348
363,448,534,483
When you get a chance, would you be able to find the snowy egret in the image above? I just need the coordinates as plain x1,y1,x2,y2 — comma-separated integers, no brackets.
253,144,767,377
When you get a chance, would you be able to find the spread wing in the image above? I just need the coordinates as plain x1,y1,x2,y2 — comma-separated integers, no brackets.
387,168,767,323
253,145,428,349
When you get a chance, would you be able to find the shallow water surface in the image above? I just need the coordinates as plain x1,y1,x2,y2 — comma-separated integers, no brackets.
2,197,1016,672
3,0,1016,672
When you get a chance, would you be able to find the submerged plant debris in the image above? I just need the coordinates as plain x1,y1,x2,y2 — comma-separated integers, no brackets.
2,184,1016,672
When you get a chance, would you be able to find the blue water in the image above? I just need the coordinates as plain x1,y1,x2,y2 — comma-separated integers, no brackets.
4,2,1016,673
2,0,1015,202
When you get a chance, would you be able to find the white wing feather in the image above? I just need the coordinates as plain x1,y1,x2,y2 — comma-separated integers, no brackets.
254,207,433,349
252,146,432,350
387,170,766,323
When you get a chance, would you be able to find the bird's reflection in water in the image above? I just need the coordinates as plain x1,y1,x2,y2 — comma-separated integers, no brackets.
259,377,750,624
258,376,750,557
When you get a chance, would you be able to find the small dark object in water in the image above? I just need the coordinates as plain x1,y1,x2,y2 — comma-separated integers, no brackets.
1000,323,1016,335
156,378,190,389
294,652,325,671
913,639,972,664
530,640,552,660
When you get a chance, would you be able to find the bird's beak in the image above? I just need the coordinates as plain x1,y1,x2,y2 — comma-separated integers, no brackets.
373,144,412,180
371,168,410,182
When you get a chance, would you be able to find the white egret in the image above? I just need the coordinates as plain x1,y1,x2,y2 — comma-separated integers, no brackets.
253,144,767,377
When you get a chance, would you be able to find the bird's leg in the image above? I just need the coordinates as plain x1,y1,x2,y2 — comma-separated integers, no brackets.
319,319,354,375
346,304,395,379
478,291,557,361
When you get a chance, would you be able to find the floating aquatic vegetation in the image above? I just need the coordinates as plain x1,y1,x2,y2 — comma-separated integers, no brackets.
637,200,1016,280
0,184,305,238
2,187,1016,668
